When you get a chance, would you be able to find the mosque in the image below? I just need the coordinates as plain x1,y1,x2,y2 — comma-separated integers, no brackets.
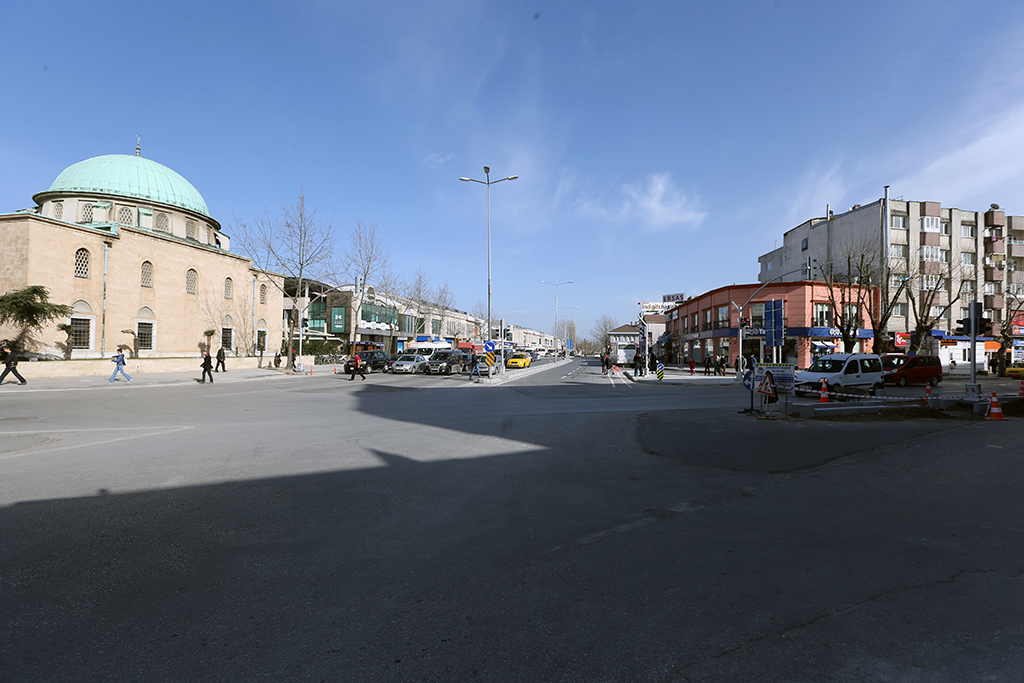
0,148,283,359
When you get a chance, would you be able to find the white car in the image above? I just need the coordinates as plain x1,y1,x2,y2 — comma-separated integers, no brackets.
390,354,428,374
794,353,885,396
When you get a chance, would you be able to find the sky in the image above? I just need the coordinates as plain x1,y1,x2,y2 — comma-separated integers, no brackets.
4,0,1024,339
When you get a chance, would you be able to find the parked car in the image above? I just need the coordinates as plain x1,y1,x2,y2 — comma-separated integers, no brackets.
506,352,531,369
425,350,468,375
390,354,429,374
794,353,885,396
343,350,390,374
881,354,943,386
1007,361,1024,379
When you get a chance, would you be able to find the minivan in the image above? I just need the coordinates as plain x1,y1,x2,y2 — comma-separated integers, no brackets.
881,354,943,387
794,353,885,396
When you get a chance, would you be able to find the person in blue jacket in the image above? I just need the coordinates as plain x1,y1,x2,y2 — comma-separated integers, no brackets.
109,349,133,383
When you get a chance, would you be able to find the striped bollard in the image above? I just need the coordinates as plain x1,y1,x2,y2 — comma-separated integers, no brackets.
657,363,664,381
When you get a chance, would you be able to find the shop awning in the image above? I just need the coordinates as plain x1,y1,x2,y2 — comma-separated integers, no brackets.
812,341,837,348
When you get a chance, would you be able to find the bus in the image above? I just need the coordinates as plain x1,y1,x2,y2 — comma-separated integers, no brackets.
611,341,637,366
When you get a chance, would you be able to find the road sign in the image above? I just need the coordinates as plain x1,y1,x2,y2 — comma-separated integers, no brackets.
484,352,495,366
484,341,495,352
753,363,795,395
656,363,664,381
757,371,777,398
765,299,785,347
742,370,754,390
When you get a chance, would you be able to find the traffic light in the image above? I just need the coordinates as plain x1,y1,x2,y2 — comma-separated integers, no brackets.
977,317,993,337
954,318,972,336
739,317,749,328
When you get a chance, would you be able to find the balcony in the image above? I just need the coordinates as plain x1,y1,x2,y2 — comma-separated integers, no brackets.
984,237,1006,255
984,267,1004,282
985,294,1004,309
1009,243,1024,258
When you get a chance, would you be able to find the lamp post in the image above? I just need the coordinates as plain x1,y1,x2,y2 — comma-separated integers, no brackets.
542,280,572,360
559,304,578,355
460,167,518,375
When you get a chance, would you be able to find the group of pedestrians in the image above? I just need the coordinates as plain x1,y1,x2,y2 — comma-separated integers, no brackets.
700,354,730,376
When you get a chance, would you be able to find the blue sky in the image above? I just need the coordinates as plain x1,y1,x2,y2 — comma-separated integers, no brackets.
4,1,1024,339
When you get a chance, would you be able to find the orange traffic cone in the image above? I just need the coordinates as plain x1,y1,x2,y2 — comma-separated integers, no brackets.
925,384,932,401
819,378,829,403
1018,380,1024,397
988,392,1007,421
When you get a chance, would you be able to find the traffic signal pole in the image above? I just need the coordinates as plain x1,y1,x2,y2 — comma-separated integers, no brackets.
968,300,981,398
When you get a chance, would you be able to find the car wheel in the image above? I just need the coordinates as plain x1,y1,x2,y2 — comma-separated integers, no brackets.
897,376,907,387
930,375,939,386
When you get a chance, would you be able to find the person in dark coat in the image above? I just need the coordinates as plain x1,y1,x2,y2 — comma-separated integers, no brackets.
215,346,227,372
633,351,643,377
200,351,214,384
703,355,712,376
0,346,27,385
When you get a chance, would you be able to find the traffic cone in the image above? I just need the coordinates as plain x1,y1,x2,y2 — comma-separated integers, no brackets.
819,378,829,403
1018,380,1024,397
988,392,1007,421
925,384,932,401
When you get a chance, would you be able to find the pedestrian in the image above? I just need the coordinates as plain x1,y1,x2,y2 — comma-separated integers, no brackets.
0,346,27,386
988,354,998,375
274,349,281,368
215,345,227,372
688,358,696,375
349,353,366,381
603,351,611,374
633,351,643,377
469,355,483,382
718,356,727,376
649,351,657,374
703,355,712,376
200,351,214,383
109,348,133,383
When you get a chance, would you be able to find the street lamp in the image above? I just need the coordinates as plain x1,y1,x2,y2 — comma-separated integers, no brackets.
460,166,518,374
559,304,578,355
542,280,573,360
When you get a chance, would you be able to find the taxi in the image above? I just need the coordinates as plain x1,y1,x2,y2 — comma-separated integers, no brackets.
1007,361,1024,379
506,352,532,369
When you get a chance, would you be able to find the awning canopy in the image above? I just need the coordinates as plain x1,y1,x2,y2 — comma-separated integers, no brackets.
812,341,837,348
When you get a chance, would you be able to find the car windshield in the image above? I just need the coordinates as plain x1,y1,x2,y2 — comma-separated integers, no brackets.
808,358,846,373
882,356,906,370
397,355,416,362
430,352,452,361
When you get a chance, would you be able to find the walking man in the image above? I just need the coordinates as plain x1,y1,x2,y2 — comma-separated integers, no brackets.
469,355,483,382
348,353,366,381
0,346,27,385
200,351,214,384
215,345,227,372
109,349,133,383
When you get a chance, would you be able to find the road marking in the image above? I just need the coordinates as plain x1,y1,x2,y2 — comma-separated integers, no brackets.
0,425,195,459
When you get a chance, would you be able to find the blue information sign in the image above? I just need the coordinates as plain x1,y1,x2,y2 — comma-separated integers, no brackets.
765,299,785,347
484,341,495,352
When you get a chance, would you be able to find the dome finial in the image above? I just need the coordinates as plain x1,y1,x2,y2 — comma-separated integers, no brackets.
136,135,141,156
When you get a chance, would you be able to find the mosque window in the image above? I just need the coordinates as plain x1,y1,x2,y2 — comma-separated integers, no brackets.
186,219,197,239
74,248,90,278
186,269,198,294
224,277,233,299
80,203,93,223
155,213,169,232
53,202,63,220
117,206,135,226
260,284,267,304
141,261,153,288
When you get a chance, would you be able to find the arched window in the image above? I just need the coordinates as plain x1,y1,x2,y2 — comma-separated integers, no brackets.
136,307,155,351
259,284,267,304
117,206,135,225
74,248,90,278
155,213,169,232
222,315,233,326
141,261,153,287
186,219,196,239
224,277,233,299
53,202,63,220
70,300,93,349
186,269,198,294
80,203,93,223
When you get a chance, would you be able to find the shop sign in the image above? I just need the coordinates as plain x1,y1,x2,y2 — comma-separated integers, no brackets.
895,332,911,347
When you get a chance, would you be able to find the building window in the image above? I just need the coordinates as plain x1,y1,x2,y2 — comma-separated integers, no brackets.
940,222,950,235
920,246,949,263
960,252,976,265
891,215,907,230
431,319,440,335
766,260,773,271
801,238,808,251
750,303,765,327
929,305,946,318
922,216,941,233
961,280,976,295
186,219,197,239
70,317,91,348
716,306,729,327
80,203,93,223
74,248,90,278
813,303,832,327
224,277,233,299
53,202,63,220
984,281,1001,295
843,304,861,328
921,274,944,291
186,269,198,294
221,327,233,350
890,244,909,259
141,261,153,287
117,206,135,225
893,303,908,317
155,213,169,232
259,284,267,304
961,223,976,238
137,321,154,350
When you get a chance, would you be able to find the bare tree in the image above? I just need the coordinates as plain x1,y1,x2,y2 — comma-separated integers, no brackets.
433,281,457,339
997,283,1024,375
234,190,335,370
591,315,619,349
337,220,391,350
405,268,433,336
894,259,968,354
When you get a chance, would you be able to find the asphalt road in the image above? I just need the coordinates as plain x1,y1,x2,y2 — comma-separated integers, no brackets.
2,357,1022,682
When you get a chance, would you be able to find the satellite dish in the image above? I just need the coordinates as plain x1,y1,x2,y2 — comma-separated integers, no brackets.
990,203,1000,210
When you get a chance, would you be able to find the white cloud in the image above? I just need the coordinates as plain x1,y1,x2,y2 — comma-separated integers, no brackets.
424,152,454,167
783,161,848,227
577,172,706,232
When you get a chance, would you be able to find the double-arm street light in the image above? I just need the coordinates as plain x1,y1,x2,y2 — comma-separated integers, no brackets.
460,167,518,356
542,280,572,359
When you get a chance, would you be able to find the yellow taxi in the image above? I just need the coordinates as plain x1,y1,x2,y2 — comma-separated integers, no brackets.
506,352,531,369
1007,361,1024,379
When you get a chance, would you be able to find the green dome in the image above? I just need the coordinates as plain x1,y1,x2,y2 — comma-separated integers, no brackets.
40,154,210,217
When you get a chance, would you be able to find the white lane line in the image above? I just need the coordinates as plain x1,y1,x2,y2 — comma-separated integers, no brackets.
0,425,196,460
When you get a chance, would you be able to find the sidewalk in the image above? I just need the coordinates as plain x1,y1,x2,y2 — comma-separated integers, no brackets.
0,365,292,392
621,364,739,386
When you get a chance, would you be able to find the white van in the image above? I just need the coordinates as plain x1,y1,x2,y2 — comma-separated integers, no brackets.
794,353,885,396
